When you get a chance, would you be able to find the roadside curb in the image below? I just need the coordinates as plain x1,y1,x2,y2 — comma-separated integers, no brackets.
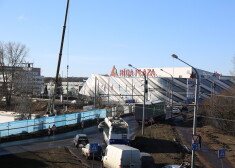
65,146,90,168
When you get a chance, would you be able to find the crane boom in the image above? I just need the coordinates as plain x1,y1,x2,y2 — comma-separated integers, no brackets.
49,0,70,114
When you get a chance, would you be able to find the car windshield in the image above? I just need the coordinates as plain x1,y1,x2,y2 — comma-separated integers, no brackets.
80,140,88,144
79,137,88,140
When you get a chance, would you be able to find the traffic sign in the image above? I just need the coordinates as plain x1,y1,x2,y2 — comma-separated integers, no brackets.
192,143,199,151
90,143,99,153
192,134,199,143
150,117,154,123
218,149,226,159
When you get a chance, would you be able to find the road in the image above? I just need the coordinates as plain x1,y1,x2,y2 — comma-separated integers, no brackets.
0,115,139,157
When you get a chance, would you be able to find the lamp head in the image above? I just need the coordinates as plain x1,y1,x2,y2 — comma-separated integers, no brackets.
171,54,178,59
160,69,163,71
128,64,132,67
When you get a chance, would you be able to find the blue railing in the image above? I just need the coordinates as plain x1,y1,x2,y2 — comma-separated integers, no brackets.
0,109,106,137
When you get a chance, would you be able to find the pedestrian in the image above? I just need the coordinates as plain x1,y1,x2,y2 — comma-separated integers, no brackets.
52,124,56,135
199,135,202,150
48,125,51,136
81,122,84,129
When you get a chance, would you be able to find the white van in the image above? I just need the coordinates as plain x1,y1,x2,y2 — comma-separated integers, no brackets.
102,144,141,168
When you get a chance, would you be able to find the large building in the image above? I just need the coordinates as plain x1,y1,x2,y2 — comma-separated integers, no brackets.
79,66,235,105
0,64,44,96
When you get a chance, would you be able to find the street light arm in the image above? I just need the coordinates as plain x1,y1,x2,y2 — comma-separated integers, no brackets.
178,57,200,81
128,64,132,67
172,55,199,79
160,69,173,78
128,63,146,79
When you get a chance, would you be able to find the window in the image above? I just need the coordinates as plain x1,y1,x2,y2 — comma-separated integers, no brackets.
112,127,128,134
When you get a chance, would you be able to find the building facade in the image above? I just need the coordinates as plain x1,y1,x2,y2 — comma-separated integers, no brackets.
44,77,87,98
0,65,44,96
79,66,235,105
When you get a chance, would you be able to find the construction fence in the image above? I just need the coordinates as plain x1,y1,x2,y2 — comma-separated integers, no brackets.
0,109,106,137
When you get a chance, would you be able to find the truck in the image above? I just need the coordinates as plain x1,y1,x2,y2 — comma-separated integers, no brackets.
98,116,130,145
134,100,165,124
102,144,141,168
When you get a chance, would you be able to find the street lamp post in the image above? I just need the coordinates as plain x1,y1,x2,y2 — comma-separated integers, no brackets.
171,54,200,168
160,69,173,118
128,64,146,136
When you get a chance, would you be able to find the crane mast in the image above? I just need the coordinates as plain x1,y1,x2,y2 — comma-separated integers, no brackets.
49,0,70,114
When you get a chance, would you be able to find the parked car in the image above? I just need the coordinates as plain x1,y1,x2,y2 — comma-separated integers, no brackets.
98,121,105,132
1,96,6,101
73,134,89,148
172,107,181,114
140,152,155,168
81,143,103,160
102,144,141,168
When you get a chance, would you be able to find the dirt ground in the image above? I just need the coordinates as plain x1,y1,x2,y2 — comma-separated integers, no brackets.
197,125,235,166
0,147,85,168
130,121,235,168
132,122,197,168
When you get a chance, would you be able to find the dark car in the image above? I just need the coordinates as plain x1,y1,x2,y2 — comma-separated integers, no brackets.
141,152,156,168
73,134,89,148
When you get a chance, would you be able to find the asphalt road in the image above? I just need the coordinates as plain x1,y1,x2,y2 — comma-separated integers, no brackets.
0,115,139,157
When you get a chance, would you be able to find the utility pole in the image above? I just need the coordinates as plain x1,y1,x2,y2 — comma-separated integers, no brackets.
171,54,200,168
160,69,174,118
94,76,97,109
128,64,147,136
132,78,134,100
108,77,110,105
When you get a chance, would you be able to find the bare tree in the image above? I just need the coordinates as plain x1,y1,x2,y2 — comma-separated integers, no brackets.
230,56,235,76
0,41,28,106
200,85,235,136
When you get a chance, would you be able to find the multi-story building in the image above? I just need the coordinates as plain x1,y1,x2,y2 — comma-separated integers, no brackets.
0,65,44,96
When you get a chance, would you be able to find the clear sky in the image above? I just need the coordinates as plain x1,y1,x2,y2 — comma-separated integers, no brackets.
1,0,235,77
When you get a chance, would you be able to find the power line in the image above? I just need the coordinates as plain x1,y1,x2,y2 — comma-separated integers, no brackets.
199,115,235,122
214,94,235,98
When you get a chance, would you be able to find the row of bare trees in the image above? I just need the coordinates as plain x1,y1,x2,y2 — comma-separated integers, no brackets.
200,84,235,136
0,41,31,112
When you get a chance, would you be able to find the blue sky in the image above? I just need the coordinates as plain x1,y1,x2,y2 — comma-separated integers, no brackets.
1,0,235,77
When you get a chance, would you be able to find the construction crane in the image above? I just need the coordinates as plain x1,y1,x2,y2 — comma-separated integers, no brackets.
48,0,70,115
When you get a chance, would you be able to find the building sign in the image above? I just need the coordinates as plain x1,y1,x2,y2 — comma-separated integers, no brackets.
201,72,222,79
110,65,156,77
